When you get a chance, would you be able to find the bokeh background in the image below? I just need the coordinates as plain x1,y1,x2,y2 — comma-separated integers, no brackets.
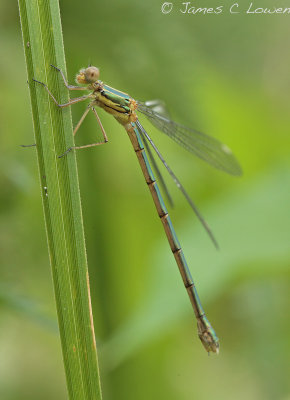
1,0,290,399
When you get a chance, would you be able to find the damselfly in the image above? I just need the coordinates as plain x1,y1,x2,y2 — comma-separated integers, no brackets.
33,65,242,353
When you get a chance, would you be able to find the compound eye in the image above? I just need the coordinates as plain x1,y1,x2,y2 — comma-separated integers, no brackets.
85,67,100,83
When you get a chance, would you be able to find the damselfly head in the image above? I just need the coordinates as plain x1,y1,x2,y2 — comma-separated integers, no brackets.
76,66,100,84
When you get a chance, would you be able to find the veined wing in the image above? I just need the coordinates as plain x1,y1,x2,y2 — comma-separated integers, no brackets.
141,130,174,208
135,119,219,249
137,100,242,176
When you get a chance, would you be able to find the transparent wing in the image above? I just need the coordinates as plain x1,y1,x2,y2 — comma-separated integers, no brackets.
140,99,171,119
141,129,174,208
135,120,219,249
137,100,242,176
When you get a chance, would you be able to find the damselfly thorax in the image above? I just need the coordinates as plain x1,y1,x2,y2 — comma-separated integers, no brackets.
93,83,138,125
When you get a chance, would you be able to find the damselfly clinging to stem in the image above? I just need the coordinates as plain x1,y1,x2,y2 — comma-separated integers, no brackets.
33,65,242,354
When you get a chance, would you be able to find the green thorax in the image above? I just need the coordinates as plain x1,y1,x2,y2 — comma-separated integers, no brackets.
101,84,132,113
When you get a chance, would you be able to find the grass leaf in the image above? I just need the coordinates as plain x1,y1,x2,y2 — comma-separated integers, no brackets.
18,1,102,398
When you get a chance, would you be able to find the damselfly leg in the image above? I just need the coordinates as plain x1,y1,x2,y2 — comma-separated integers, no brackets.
33,67,109,157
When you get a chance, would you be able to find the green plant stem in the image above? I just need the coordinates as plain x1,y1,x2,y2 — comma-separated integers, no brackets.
18,1,102,399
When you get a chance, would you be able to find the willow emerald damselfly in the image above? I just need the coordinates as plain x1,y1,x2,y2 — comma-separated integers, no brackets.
32,65,242,353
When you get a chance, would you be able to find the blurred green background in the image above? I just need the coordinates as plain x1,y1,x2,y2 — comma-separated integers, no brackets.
1,0,290,399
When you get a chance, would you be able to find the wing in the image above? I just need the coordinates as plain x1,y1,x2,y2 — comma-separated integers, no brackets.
140,129,174,208
137,100,242,176
135,119,219,249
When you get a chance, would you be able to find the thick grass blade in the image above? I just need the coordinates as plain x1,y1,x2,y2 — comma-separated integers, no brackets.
17,1,102,398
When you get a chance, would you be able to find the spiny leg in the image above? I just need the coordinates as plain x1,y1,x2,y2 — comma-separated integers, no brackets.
73,105,91,136
33,78,90,108
22,80,89,149
59,106,108,158
50,64,87,91
73,107,108,149
91,107,108,142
